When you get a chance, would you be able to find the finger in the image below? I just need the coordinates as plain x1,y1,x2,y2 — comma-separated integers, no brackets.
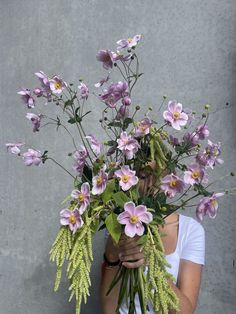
119,246,143,258
119,234,139,244
122,258,145,269
119,252,145,262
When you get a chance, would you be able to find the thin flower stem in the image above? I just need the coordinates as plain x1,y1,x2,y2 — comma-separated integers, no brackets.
168,186,192,205
163,192,201,219
47,157,76,179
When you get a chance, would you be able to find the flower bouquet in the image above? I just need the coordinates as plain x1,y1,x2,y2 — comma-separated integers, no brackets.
6,34,235,314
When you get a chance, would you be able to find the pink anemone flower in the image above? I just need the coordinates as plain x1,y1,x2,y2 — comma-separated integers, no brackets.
160,173,185,198
117,201,153,238
196,192,224,221
60,208,84,234
71,182,90,214
163,100,188,130
114,165,138,191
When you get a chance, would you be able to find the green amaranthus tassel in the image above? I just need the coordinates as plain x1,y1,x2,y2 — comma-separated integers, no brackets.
149,127,169,180
49,226,72,291
144,225,179,314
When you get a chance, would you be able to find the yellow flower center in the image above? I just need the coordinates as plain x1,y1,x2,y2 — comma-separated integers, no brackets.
206,148,211,155
122,175,129,183
169,180,177,187
213,149,219,156
140,125,148,131
69,214,76,224
97,176,103,185
173,112,180,119
54,82,62,90
191,171,200,179
79,194,84,202
127,38,133,43
129,215,139,224
211,199,218,207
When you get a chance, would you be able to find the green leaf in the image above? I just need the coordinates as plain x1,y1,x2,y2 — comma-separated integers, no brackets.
102,179,115,203
105,213,122,243
90,220,100,234
64,99,73,108
130,185,140,202
136,235,148,246
112,191,130,208
108,121,122,127
123,117,134,130
104,140,117,146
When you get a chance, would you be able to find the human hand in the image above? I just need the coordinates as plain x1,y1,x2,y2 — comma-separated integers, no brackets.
118,233,145,268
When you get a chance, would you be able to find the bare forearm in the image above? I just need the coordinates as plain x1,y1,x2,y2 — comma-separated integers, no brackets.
100,265,121,314
168,280,194,314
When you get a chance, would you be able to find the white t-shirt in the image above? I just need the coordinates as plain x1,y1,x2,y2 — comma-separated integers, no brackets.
104,214,205,314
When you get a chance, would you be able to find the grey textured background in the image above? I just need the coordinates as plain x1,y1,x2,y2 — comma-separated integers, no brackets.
0,0,236,313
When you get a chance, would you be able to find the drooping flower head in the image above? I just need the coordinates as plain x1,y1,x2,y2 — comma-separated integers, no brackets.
22,148,42,166
17,89,35,108
114,165,138,191
35,71,50,92
26,113,42,132
72,145,88,175
73,145,88,161
160,173,185,198
71,182,90,214
5,143,25,155
169,135,180,147
134,117,152,137
117,201,153,238
72,159,86,175
183,132,199,147
78,82,89,100
163,100,188,130
100,81,129,108
85,135,101,156
196,140,223,169
196,192,224,221
184,163,208,186
49,76,67,94
60,208,84,234
117,131,140,160
196,124,210,140
116,35,141,50
96,49,115,70
92,167,108,195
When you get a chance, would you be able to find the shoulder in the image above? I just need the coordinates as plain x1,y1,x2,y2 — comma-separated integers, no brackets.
180,214,205,237
179,214,205,265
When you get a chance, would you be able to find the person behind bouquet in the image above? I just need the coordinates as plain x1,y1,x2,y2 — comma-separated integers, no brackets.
100,161,205,314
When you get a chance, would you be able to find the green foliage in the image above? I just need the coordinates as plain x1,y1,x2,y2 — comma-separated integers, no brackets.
112,191,130,208
143,225,179,314
122,117,134,130
67,224,93,314
105,212,122,244
49,227,72,291
150,128,169,179
102,179,115,203
50,214,97,314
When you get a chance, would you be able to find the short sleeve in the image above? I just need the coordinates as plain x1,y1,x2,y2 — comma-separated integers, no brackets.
180,218,205,265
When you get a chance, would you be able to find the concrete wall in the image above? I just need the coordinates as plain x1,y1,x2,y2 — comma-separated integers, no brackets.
1,0,235,313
